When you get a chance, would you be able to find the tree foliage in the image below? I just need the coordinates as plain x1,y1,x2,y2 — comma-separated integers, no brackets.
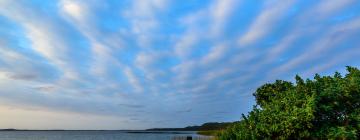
218,66,360,140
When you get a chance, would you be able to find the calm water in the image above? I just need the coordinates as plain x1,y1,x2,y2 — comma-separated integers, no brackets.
0,131,211,140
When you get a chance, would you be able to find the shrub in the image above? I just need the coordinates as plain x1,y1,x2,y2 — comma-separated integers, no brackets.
218,66,360,140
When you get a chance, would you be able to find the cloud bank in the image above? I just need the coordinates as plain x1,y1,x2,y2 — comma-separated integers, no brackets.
0,0,360,129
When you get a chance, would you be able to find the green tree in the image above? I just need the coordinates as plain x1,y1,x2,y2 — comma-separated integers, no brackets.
218,66,360,140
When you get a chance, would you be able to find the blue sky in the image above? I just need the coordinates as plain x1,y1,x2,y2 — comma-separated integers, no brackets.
0,0,360,130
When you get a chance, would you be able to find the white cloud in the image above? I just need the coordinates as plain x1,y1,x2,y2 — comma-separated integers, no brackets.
135,52,154,70
235,0,358,84
134,51,172,82
174,32,199,59
210,0,239,36
316,0,355,16
174,0,238,59
24,24,67,67
271,18,360,77
123,0,168,48
171,0,239,86
124,67,143,93
59,0,88,22
265,0,355,57
238,1,295,46
58,0,125,81
200,43,229,65
0,1,82,82
89,42,112,76
166,0,248,102
0,1,134,118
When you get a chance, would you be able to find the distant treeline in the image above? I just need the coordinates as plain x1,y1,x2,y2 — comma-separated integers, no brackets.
1,123,234,132
147,122,236,131
0,129,17,131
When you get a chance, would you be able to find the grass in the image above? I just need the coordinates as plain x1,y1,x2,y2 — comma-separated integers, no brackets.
197,130,221,136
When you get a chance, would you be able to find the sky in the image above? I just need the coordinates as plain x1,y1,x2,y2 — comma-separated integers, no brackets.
0,0,360,130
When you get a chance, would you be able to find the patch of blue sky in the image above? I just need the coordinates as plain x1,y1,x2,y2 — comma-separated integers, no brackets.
224,1,263,38
96,7,130,33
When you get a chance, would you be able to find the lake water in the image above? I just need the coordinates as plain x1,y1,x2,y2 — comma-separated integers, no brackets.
0,131,213,140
